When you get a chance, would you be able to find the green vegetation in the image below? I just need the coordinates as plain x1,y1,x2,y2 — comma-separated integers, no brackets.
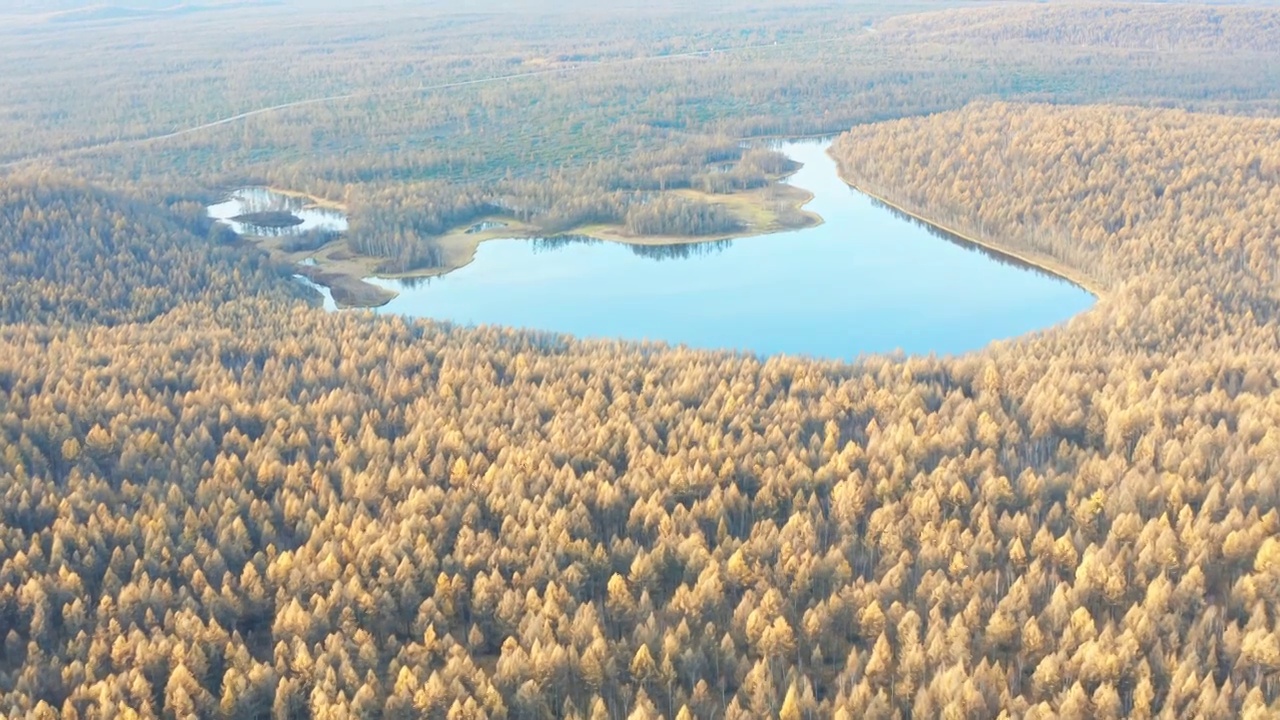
1,1,1280,718
5,0,1280,286
232,211,305,229
228,170,817,309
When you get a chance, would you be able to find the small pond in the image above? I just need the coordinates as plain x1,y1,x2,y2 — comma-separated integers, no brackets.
208,187,348,237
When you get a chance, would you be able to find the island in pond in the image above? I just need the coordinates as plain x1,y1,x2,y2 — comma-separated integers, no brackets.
230,210,305,228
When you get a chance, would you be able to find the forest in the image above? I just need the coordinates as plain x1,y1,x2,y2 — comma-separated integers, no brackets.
3,0,1280,275
2,0,1280,718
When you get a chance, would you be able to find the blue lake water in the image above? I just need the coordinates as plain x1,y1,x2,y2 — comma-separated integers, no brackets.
367,141,1094,359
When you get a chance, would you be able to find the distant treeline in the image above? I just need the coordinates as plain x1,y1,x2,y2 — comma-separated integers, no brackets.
6,2,1280,269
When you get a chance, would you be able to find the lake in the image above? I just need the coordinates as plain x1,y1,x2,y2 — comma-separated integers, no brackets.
366,141,1095,358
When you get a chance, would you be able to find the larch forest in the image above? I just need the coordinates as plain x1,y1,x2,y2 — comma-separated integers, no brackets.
1,1,1280,719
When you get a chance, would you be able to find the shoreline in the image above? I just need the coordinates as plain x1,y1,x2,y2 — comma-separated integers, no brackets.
278,179,823,309
224,148,828,310
261,185,347,211
244,148,1104,313
828,157,1104,299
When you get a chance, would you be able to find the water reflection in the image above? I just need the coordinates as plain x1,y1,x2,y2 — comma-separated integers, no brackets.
383,237,736,293
394,275,437,290
532,235,732,261
207,188,348,237
530,235,602,254
629,240,731,261
292,274,337,311
867,197,1062,282
466,220,509,234
360,140,1097,359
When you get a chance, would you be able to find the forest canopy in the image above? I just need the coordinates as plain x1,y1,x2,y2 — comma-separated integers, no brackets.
4,0,1280,270
0,100,1278,718
1,1,1280,719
